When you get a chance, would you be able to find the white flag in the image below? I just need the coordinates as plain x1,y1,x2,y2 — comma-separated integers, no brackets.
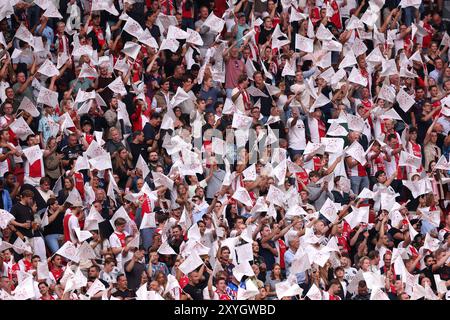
107,77,127,96
378,83,396,103
37,87,59,107
232,187,253,207
56,241,80,263
14,24,34,46
396,88,416,112
167,25,189,40
306,283,322,300
0,209,14,229
159,38,180,53
316,24,334,41
345,206,370,229
18,97,39,117
232,113,253,130
89,153,113,171
9,117,34,140
22,145,42,164
74,227,93,242
435,155,450,171
86,279,106,297
295,34,313,53
79,63,98,78
123,16,144,38
170,87,190,107
37,59,59,77
122,41,142,60
348,67,368,87
202,12,225,33
346,140,367,165
74,89,96,103
338,50,357,69
398,151,421,169
186,28,203,46
319,198,339,223
178,253,203,275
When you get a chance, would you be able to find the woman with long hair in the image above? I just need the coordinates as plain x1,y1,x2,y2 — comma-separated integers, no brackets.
57,176,74,205
112,147,134,189
265,263,284,300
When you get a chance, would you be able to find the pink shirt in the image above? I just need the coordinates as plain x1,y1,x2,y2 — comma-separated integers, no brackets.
225,58,244,89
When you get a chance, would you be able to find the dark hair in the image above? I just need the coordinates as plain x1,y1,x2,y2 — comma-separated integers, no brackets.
237,74,248,84
171,225,182,232
150,112,162,120
89,265,101,273
334,266,344,273
191,64,200,72
308,170,320,179
114,217,127,226
386,133,397,142
160,77,170,85
132,130,143,139
197,220,206,227
408,127,418,135
329,279,340,287
375,170,385,179
21,190,34,198
40,177,51,186
47,198,58,206
220,246,230,254
368,250,379,260
424,254,433,262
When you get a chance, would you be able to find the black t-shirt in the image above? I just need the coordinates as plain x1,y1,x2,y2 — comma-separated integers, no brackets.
269,121,287,140
420,266,437,290
258,27,273,45
143,123,157,142
42,209,64,236
183,275,209,300
60,144,83,169
10,202,34,238
111,288,136,300
258,239,276,270
169,77,183,94
80,114,107,133
129,142,149,167
251,87,272,117
124,260,146,291
149,24,161,42
387,227,403,247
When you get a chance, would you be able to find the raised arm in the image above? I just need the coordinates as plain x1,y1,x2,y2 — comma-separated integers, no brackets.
423,117,439,145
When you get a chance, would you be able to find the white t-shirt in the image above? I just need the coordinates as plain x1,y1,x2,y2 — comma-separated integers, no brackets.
109,231,130,271
337,0,358,18
68,214,79,244
384,146,397,178
307,115,322,144
287,117,307,150
200,230,215,249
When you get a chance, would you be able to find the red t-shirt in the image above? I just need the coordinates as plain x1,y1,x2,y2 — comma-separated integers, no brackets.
296,171,309,191
51,267,64,282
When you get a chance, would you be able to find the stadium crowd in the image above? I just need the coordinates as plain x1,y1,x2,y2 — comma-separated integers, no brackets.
0,0,449,300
